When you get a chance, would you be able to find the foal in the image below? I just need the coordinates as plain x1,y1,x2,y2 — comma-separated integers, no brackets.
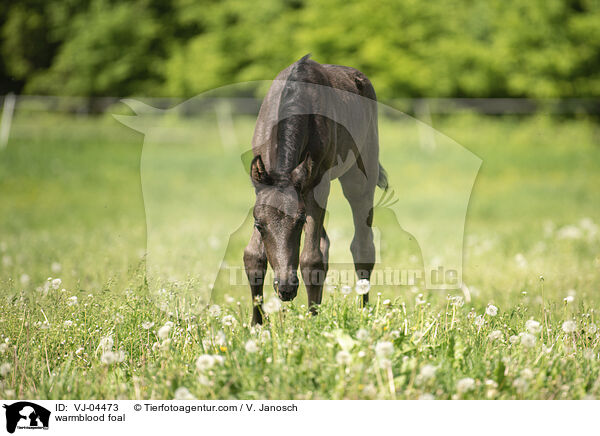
244,55,387,324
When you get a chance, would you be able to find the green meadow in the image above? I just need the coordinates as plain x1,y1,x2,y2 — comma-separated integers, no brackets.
0,109,599,399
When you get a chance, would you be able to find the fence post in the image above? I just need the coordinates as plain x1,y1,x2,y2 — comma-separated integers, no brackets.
215,99,237,151
415,98,436,151
0,93,16,149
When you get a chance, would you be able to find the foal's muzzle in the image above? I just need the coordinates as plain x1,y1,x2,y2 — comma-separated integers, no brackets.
273,276,298,301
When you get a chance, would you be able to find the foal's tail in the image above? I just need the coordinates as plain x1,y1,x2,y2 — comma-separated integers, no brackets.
377,163,389,191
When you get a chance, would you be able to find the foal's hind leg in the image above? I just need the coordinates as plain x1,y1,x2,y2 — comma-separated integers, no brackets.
244,227,267,324
339,166,376,305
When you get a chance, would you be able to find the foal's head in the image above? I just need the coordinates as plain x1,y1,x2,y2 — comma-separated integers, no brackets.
250,155,309,301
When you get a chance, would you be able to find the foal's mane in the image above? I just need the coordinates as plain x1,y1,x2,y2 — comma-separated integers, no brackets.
274,54,326,176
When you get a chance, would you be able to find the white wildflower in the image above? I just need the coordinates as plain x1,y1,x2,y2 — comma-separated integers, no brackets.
451,296,464,307
63,320,73,328
208,305,221,317
20,274,30,286
562,320,577,334
484,379,498,389
557,225,582,240
587,323,597,334
196,354,215,371
67,296,78,306
141,321,154,330
174,387,196,400
375,341,394,358
355,279,371,295
263,296,282,314
356,328,369,341
100,351,117,365
525,319,541,334
0,362,11,376
520,333,536,348
418,364,437,382
157,322,173,340
221,315,235,326
98,336,114,353
340,285,352,295
485,304,498,317
584,349,595,360
378,358,392,369
488,330,502,341
513,377,528,393
244,340,259,353
334,330,356,351
456,377,475,393
50,278,62,290
521,368,534,379
474,315,485,328
362,384,377,398
336,350,352,365
214,330,226,346
515,253,528,268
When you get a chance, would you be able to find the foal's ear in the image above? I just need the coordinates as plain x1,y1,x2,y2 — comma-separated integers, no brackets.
250,155,272,185
291,157,311,191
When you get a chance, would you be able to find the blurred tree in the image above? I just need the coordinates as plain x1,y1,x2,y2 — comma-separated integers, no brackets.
26,0,164,96
0,0,598,98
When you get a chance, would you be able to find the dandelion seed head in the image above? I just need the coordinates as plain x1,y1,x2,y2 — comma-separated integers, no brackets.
263,297,282,314
562,320,577,334
208,305,221,317
336,350,352,365
340,285,352,295
356,329,369,341
456,378,475,393
0,362,11,376
98,336,113,353
174,386,196,400
196,354,215,371
486,304,498,317
157,323,172,340
488,330,502,341
355,279,371,295
520,333,536,348
375,341,394,358
244,340,259,353
513,377,528,393
525,319,541,334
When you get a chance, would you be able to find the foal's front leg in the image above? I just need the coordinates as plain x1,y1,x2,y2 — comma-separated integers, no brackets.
300,190,329,315
244,227,267,324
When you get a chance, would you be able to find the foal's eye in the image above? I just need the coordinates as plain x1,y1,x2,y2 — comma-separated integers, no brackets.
254,222,264,232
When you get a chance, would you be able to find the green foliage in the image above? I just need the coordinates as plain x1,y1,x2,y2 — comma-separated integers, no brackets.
1,0,599,97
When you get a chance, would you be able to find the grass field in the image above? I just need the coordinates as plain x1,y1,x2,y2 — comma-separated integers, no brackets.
0,108,599,399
